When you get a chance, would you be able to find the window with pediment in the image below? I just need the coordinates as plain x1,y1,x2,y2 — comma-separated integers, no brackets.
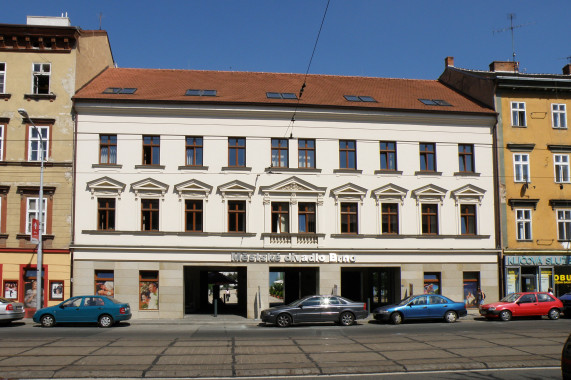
412,184,447,236
372,184,407,235
218,180,255,234
331,183,367,235
451,185,485,236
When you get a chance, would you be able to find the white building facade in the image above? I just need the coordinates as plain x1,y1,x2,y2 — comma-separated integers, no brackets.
72,69,499,319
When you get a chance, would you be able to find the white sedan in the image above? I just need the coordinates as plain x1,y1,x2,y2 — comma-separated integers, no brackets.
0,297,25,325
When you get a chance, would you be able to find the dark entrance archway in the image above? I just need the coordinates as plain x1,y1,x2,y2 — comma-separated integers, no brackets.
341,267,400,309
184,266,247,316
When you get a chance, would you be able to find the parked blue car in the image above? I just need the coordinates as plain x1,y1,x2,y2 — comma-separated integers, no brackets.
560,292,571,318
33,295,131,327
373,294,467,324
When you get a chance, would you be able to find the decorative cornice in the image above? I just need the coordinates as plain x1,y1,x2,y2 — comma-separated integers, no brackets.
506,143,535,152
508,198,539,210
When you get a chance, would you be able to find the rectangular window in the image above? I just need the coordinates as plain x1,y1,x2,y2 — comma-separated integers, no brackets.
0,124,4,160
141,199,159,231
424,272,441,294
185,199,203,232
271,202,289,233
460,204,477,235
458,144,475,173
340,203,358,234
185,136,203,166
142,135,160,165
32,63,51,94
298,203,316,233
0,62,5,93
99,135,117,164
558,210,571,241
339,140,356,169
97,198,115,231
511,101,526,127
516,209,532,240
555,154,570,183
419,143,436,171
421,204,438,235
380,141,397,170
28,126,49,161
513,154,530,182
139,271,159,310
271,138,288,168
298,139,315,168
381,203,399,234
94,271,114,297
228,200,246,232
228,137,246,167
26,197,46,234
552,104,567,129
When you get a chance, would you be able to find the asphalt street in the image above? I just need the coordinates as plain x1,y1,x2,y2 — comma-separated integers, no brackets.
0,313,569,379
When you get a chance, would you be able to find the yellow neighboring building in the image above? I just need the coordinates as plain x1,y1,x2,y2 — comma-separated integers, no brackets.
441,57,571,297
0,16,113,315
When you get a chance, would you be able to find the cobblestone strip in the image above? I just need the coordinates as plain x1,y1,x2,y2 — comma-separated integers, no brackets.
292,337,323,375
231,337,237,377
142,337,177,377
54,337,120,377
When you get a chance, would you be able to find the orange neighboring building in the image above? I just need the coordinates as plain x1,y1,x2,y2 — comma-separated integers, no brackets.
441,57,571,297
0,16,114,315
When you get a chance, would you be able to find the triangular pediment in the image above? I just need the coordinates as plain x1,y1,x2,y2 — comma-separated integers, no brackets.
86,176,126,196
260,176,326,194
372,183,408,200
412,184,447,200
174,179,213,194
131,178,169,197
451,184,486,201
331,183,367,200
218,180,255,195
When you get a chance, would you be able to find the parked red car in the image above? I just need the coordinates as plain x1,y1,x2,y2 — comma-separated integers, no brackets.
479,292,563,321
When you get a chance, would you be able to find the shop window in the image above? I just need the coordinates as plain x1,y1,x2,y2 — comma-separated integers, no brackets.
141,199,159,231
228,137,246,167
463,272,480,308
142,135,160,165
185,136,203,166
339,140,356,169
139,271,159,310
271,202,289,233
228,200,246,232
99,135,117,164
298,139,315,168
97,198,115,231
423,272,440,294
94,271,114,297
271,138,288,168
23,267,44,309
298,203,316,233
506,267,520,294
381,203,399,234
340,202,358,234
540,267,553,293
185,199,203,232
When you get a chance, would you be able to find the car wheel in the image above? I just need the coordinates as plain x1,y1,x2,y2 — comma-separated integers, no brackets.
499,310,512,322
390,312,403,325
444,311,458,323
548,308,561,320
276,313,292,327
98,314,114,328
40,314,55,328
339,311,355,326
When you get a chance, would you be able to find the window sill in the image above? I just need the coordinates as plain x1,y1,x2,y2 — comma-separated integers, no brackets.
92,164,123,169
265,167,322,173
135,165,165,170
24,93,56,101
0,93,11,100
16,234,55,240
511,125,527,128
333,169,362,174
221,166,252,172
261,233,325,237
330,233,363,238
415,171,442,176
374,170,402,175
178,165,209,171
453,172,481,177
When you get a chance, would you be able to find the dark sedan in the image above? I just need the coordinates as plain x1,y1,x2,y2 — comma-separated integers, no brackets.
373,294,467,324
560,292,571,317
261,295,368,327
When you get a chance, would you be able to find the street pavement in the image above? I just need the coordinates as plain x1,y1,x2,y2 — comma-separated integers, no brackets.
0,309,568,379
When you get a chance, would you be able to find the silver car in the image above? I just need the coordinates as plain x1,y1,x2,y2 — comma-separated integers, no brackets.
0,297,25,325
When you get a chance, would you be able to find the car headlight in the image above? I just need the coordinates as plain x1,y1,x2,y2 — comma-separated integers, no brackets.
488,307,496,311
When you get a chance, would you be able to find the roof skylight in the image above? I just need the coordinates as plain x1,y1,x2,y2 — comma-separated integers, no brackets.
419,99,452,106
344,95,376,102
266,92,298,100
186,89,217,96
102,87,137,94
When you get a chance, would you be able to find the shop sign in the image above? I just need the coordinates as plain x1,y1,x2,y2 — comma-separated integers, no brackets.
231,252,356,264
505,255,571,266
555,274,571,285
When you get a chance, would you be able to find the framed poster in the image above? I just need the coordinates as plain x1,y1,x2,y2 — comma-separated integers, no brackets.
3,280,18,300
49,280,64,301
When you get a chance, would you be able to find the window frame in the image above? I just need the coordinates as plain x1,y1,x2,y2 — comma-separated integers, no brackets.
32,63,51,95
141,198,160,231
27,125,50,162
271,138,289,168
419,143,436,172
515,208,532,241
97,198,116,231
139,271,159,310
381,203,399,234
142,135,160,166
460,204,477,235
0,124,4,161
185,199,203,232
557,209,571,241
458,144,475,173
379,141,397,171
0,62,5,94
99,134,117,165
185,136,203,166
228,200,246,233
339,140,356,170
298,139,316,168
298,202,316,233
340,202,358,234
228,137,246,167
552,103,567,129
513,153,530,183
554,154,570,183
421,203,439,235
511,101,526,127
25,197,47,234
271,202,290,233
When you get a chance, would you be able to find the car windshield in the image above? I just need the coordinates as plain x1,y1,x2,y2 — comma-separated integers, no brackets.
397,296,414,306
288,296,314,307
500,293,521,303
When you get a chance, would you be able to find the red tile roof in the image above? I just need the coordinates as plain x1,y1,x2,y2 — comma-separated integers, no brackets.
74,68,494,114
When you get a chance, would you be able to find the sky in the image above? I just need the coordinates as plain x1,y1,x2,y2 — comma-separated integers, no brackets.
3,1,570,80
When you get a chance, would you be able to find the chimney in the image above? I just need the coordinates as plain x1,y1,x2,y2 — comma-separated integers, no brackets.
445,56,454,68
489,61,519,73
563,64,571,75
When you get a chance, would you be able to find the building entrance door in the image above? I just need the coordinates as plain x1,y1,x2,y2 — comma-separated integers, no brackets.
341,267,400,309
269,267,318,305
521,267,537,292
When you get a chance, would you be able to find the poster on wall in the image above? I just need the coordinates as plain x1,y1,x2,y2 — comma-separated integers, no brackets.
49,281,64,301
139,281,159,310
23,280,37,308
3,280,18,300
95,281,114,297
463,281,478,308
506,268,519,294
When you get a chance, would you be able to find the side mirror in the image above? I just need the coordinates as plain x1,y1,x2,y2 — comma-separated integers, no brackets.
407,303,413,307
59,305,65,309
